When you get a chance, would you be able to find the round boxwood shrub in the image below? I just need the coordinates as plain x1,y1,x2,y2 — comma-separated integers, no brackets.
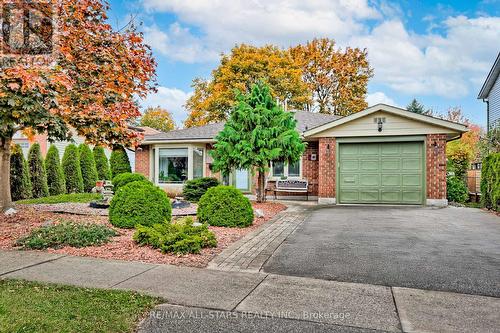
447,176,469,204
182,177,220,202
109,181,171,228
197,185,254,227
112,172,150,192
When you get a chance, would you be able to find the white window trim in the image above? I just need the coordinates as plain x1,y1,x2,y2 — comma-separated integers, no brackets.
270,159,303,180
153,143,206,186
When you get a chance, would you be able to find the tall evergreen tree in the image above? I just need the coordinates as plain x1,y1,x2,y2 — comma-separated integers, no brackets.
62,144,84,193
78,144,98,192
406,98,426,114
45,145,66,196
10,144,32,201
110,146,131,178
93,146,111,180
211,82,305,202
27,143,49,198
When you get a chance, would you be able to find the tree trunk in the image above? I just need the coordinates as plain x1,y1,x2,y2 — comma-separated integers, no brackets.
256,170,266,203
0,136,12,212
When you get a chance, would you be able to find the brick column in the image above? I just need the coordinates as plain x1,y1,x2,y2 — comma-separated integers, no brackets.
318,137,336,204
135,145,150,179
426,134,447,206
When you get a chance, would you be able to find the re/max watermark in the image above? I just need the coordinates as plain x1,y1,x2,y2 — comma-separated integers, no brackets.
149,309,351,320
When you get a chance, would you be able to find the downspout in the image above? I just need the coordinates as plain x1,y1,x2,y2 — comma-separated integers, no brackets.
483,98,489,132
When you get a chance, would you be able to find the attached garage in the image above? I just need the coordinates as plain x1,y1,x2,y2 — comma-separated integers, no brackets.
338,141,424,205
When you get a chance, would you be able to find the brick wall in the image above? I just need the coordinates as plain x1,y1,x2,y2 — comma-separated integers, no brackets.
318,138,336,199
135,145,150,179
426,134,447,199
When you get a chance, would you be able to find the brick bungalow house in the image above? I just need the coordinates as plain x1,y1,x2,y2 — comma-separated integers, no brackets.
135,104,468,207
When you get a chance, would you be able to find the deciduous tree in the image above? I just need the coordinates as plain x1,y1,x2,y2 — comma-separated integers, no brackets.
185,44,310,127
211,82,305,202
140,107,176,132
290,38,373,115
0,0,156,211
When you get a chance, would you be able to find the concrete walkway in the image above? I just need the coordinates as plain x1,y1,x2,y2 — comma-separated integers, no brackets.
1,250,499,332
208,204,311,272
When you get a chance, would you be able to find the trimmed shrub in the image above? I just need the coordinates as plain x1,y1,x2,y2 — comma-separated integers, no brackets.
182,177,220,202
110,146,131,178
446,176,468,204
93,145,111,180
27,143,49,198
62,144,84,193
10,144,32,201
45,145,66,196
197,186,254,227
112,172,150,192
109,181,172,228
133,217,217,254
16,221,117,249
78,144,98,192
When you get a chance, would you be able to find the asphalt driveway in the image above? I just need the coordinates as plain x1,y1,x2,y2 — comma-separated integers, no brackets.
263,206,500,297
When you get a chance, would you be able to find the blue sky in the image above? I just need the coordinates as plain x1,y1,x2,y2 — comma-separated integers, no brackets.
107,0,500,127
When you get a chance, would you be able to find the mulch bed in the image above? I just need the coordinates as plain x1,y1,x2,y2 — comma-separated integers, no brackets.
0,202,287,268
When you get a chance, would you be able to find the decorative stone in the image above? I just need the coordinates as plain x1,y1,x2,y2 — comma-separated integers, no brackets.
4,208,17,216
254,209,265,218
192,222,203,227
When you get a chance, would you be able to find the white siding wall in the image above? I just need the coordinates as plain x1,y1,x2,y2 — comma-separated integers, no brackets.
488,75,500,129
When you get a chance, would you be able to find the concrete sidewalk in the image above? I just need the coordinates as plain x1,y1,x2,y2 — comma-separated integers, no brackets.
1,250,499,333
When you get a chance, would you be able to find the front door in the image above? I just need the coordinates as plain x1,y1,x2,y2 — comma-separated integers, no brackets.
233,169,251,193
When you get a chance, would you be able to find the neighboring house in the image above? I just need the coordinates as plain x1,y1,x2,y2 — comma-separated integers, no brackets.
135,104,468,206
478,52,500,131
12,126,160,172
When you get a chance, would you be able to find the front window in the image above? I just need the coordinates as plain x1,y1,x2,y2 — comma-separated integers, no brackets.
272,160,301,178
159,148,188,183
272,161,285,177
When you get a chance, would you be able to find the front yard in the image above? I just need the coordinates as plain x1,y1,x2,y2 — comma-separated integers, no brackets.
0,279,161,333
0,201,286,267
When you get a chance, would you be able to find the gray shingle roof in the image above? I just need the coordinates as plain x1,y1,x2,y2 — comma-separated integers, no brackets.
143,111,341,143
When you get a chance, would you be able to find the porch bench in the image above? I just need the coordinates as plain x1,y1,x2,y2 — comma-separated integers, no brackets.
269,179,310,200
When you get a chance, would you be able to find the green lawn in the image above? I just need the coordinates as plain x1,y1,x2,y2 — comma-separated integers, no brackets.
15,193,102,205
0,279,162,333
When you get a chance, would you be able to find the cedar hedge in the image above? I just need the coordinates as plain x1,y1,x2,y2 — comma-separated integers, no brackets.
45,145,66,196
133,217,217,254
112,172,150,192
28,143,49,198
197,185,254,227
93,145,111,180
182,177,220,202
78,144,98,192
10,144,32,201
62,144,84,193
109,181,172,228
481,153,500,211
110,146,131,178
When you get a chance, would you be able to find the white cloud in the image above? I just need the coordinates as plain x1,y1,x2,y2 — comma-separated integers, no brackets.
140,86,192,126
367,92,397,106
140,0,500,99
143,23,218,63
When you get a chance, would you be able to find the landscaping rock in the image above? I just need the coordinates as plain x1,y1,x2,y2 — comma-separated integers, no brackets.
254,209,265,218
4,208,17,216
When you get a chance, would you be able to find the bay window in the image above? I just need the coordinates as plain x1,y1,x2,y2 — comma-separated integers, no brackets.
159,148,188,183
155,145,205,184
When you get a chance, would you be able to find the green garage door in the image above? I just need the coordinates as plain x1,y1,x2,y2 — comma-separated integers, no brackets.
338,142,424,204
